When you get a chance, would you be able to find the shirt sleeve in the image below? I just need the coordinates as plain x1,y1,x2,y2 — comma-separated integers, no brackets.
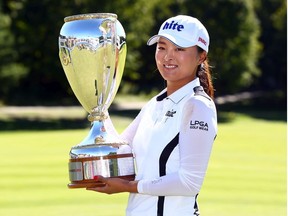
137,97,217,196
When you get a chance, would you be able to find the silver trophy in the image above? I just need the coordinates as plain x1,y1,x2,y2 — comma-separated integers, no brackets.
58,13,135,188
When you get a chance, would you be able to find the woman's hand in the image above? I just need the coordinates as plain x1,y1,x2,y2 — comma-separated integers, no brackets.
86,175,138,194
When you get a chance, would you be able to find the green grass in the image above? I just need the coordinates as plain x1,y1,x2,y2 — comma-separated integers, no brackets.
0,112,286,216
199,113,286,215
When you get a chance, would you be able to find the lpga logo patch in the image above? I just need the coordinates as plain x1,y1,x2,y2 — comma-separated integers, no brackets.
190,120,209,131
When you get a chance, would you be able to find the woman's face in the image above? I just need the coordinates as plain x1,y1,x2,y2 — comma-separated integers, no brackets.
155,37,204,88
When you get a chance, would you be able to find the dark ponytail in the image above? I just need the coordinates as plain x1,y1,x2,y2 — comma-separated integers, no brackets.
196,47,215,99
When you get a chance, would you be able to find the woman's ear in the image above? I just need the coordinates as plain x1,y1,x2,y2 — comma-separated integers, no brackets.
199,51,207,65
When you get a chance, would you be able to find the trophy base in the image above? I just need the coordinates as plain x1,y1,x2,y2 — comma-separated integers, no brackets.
68,174,135,189
68,182,106,188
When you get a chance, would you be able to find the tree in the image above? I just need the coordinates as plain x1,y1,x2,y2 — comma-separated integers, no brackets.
255,0,287,92
0,1,28,100
0,0,285,105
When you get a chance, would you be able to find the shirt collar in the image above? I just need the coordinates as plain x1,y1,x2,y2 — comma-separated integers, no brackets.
156,78,201,103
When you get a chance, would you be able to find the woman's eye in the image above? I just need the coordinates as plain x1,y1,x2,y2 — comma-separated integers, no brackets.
176,48,185,51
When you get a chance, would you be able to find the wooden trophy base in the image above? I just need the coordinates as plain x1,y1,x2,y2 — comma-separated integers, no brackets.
68,182,106,188
68,174,135,189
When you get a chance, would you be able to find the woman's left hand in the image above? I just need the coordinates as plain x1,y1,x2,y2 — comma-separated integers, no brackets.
86,175,138,194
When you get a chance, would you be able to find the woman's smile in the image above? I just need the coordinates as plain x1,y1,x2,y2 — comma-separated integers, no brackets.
163,64,177,69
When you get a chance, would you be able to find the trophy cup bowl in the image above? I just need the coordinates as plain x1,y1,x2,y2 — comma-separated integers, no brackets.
58,13,135,188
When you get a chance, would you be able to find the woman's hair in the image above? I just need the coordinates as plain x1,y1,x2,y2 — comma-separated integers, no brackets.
196,47,215,99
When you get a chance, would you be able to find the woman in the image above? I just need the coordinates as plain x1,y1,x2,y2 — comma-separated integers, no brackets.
87,15,217,216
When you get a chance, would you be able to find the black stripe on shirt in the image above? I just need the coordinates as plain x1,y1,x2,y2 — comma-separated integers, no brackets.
156,91,167,101
157,133,179,216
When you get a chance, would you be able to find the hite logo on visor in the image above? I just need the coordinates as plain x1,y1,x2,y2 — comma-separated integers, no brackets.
190,120,208,131
163,21,184,32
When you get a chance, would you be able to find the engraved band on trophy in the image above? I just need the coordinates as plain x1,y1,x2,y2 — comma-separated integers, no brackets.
58,13,135,188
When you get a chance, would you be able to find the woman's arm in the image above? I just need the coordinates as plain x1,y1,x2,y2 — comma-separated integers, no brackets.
86,175,139,194
137,98,217,196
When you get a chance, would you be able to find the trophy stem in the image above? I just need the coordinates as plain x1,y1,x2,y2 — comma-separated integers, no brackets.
76,119,115,147
87,109,107,122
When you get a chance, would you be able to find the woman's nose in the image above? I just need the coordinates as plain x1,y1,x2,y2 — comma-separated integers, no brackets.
164,50,174,61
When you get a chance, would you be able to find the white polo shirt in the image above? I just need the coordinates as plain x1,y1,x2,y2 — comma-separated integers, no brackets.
120,78,217,216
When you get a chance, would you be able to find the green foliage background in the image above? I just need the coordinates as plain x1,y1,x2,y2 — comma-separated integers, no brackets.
0,0,286,105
